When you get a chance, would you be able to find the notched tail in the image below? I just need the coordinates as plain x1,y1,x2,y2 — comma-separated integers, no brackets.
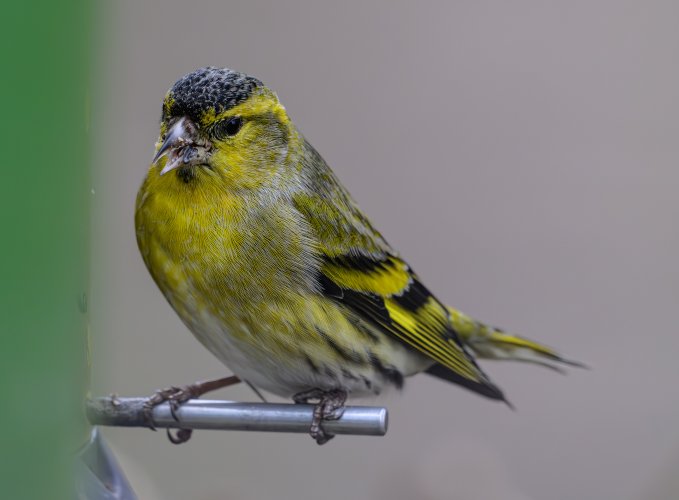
447,307,587,373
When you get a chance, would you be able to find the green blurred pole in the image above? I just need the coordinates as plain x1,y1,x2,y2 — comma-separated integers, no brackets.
0,2,91,499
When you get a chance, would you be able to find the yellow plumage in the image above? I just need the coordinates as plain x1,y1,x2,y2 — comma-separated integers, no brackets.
136,67,580,443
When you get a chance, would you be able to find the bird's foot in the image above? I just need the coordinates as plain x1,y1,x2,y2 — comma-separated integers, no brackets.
143,375,241,444
293,388,347,445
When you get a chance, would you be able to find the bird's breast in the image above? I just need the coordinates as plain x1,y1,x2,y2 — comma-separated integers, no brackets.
135,179,318,317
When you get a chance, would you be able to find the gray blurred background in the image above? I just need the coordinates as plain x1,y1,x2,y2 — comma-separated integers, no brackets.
90,1,679,499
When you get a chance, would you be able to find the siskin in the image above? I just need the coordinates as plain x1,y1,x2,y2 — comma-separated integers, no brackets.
136,67,582,444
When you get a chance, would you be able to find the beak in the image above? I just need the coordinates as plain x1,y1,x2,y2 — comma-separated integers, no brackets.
153,117,209,176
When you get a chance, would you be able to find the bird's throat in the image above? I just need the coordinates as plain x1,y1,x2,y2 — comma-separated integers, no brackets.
176,165,198,184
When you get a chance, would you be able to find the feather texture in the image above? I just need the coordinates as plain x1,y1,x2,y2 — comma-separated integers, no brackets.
136,67,580,410
293,142,506,401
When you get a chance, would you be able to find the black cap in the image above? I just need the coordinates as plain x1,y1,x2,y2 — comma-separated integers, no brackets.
163,67,263,123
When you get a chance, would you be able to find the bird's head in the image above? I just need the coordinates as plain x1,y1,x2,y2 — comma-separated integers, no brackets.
151,67,296,189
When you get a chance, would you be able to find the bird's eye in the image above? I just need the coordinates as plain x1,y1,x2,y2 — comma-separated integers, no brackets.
213,116,243,139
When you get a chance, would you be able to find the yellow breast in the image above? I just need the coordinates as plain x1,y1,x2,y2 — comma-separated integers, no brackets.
135,166,316,329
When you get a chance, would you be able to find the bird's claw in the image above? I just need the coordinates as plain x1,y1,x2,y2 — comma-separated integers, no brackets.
293,388,347,445
142,375,242,444
166,427,193,445
142,384,202,443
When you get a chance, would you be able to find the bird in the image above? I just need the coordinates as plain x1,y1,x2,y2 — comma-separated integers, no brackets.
135,67,582,445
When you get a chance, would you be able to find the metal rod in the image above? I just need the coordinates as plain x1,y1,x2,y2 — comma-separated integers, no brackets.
87,397,388,437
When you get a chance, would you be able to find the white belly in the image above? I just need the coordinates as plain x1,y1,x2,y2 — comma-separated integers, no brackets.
178,306,429,399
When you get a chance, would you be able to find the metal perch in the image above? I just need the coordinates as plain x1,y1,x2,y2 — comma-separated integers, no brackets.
87,397,389,437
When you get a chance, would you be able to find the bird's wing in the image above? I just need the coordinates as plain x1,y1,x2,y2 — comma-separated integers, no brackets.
293,159,505,401
316,251,505,400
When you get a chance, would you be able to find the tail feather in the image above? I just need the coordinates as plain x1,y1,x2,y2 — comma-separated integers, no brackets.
424,363,515,409
447,307,587,372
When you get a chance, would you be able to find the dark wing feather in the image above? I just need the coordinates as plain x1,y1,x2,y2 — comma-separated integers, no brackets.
294,139,505,401
318,252,505,401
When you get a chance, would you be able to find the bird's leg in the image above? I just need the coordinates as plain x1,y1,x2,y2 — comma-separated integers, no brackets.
293,388,347,445
143,375,241,444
